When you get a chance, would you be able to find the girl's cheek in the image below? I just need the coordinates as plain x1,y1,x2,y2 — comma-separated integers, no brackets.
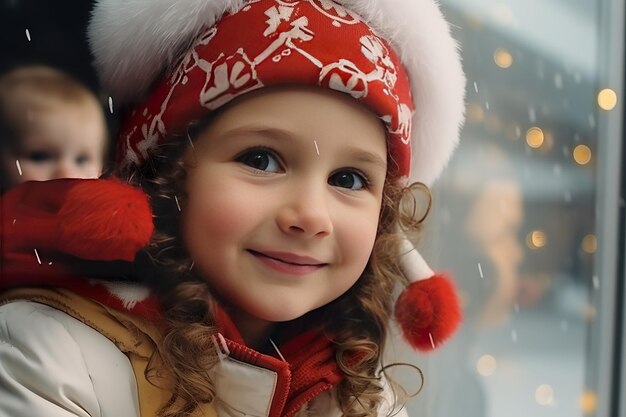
340,208,379,268
182,173,261,240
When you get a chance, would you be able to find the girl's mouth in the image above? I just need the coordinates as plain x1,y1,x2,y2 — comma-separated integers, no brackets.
247,250,327,275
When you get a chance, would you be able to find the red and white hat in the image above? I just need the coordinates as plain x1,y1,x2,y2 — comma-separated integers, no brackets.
88,0,466,350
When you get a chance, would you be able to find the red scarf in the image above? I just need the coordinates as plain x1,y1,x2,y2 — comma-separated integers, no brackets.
1,178,343,417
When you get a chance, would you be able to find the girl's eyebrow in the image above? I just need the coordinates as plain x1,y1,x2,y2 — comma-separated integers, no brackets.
343,147,387,172
215,126,295,143
216,126,387,171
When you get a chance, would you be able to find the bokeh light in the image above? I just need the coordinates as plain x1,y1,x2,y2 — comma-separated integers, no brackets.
597,88,617,111
582,234,597,254
527,230,548,249
579,390,598,414
526,127,545,149
535,384,555,405
476,355,497,376
494,48,513,69
573,145,592,165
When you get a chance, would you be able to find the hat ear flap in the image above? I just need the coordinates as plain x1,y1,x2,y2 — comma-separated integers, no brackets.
395,238,462,351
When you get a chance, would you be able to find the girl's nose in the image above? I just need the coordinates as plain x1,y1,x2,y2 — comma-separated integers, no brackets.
276,184,333,238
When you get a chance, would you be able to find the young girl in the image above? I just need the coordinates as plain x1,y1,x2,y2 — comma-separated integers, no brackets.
0,0,465,416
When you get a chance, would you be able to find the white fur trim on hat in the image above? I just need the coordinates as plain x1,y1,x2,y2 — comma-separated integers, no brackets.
88,0,465,185
88,0,247,103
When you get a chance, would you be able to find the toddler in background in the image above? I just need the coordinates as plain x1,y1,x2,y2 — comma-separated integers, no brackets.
0,65,108,191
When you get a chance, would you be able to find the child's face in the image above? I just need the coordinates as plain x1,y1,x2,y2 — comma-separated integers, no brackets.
182,87,387,327
466,179,524,328
1,101,106,186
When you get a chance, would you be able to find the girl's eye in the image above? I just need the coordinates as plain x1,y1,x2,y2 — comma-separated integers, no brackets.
27,151,51,162
329,171,368,190
236,149,281,173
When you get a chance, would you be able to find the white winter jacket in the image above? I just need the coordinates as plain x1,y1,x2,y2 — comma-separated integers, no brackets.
0,301,408,417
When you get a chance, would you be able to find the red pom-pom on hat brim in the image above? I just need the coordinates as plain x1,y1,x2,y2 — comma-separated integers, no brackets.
394,274,462,351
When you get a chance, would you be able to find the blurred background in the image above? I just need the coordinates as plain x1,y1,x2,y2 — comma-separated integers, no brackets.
396,1,626,417
0,0,97,92
1,1,624,416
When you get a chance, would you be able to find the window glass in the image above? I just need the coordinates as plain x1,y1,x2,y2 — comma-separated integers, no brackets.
393,1,623,417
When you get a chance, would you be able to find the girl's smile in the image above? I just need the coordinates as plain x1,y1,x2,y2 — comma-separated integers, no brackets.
247,249,328,276
181,86,387,340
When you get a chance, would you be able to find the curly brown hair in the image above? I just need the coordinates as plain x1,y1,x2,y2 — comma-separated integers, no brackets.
127,115,428,417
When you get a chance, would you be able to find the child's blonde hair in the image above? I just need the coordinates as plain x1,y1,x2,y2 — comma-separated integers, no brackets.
129,118,428,416
0,65,103,146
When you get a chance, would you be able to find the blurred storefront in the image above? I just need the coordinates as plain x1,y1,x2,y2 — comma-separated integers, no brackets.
394,1,625,416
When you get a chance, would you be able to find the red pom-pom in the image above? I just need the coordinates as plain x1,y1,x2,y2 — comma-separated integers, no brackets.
57,179,154,261
394,274,462,351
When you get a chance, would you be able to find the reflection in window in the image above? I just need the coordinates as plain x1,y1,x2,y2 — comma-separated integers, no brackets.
393,1,622,417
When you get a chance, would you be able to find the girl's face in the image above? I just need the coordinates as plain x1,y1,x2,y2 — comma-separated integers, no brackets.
181,87,387,332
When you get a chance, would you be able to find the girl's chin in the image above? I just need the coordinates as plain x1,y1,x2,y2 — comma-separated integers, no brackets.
249,307,310,324
232,295,325,324
228,302,310,334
